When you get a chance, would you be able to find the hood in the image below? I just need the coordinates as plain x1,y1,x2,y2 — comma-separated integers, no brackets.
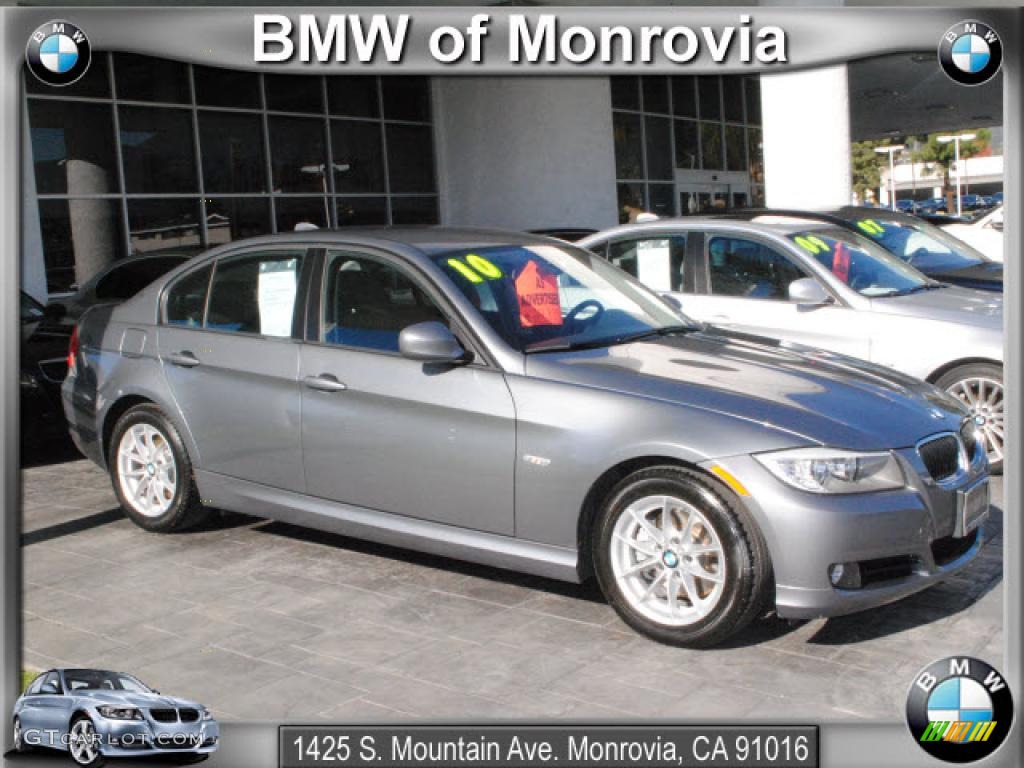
526,328,968,451
867,285,1002,327
929,262,1003,293
80,690,202,711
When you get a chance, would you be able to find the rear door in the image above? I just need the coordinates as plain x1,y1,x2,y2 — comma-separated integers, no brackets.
299,248,516,534
157,247,309,492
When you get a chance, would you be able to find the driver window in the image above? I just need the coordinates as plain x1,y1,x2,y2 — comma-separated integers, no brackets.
322,251,447,353
608,236,687,293
40,671,61,694
708,236,806,301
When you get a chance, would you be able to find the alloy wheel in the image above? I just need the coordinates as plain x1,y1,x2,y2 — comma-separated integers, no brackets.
69,718,98,765
13,717,22,751
117,423,178,518
947,376,1004,465
610,494,727,626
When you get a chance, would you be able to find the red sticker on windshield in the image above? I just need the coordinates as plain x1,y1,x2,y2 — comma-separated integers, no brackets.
832,242,850,283
516,260,562,327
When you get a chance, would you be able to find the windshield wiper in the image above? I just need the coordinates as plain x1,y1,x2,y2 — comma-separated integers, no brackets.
524,324,697,354
878,283,946,298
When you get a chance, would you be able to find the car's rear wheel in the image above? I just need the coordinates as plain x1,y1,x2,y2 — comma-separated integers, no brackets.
13,716,28,753
935,363,1004,474
109,404,205,532
68,715,105,767
593,466,771,647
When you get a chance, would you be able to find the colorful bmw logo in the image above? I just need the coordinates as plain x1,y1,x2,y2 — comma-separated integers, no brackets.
938,21,1003,86
907,656,1014,762
25,20,91,87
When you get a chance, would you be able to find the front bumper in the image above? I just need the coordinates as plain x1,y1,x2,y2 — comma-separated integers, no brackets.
93,715,220,757
706,447,989,620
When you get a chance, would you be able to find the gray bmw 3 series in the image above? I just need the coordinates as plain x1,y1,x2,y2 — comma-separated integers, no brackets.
63,228,990,647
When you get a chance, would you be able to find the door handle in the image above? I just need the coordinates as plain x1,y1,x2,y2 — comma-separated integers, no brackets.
165,351,200,368
303,374,348,393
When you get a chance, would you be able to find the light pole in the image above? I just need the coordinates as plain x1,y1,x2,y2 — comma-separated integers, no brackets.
874,145,905,210
936,133,977,216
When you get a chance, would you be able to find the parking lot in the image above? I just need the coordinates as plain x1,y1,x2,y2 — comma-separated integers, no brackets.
22,457,1003,724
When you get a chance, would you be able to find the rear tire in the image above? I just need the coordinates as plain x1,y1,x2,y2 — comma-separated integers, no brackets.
592,466,771,648
108,404,205,532
935,362,1004,474
13,716,29,754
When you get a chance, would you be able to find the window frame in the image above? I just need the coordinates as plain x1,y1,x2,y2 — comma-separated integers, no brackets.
702,231,817,303
307,244,495,368
160,245,311,341
605,234,690,294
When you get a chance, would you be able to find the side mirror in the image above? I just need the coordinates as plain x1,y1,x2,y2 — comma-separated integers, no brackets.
661,293,684,312
43,303,67,321
788,278,831,307
399,321,469,364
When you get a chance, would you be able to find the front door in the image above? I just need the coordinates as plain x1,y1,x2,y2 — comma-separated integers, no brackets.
157,248,308,492
678,232,871,359
300,249,516,535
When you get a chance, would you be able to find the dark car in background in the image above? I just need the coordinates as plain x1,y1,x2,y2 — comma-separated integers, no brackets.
21,292,72,452
46,253,191,327
717,208,1002,292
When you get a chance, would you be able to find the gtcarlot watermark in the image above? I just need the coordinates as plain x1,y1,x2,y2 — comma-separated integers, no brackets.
23,728,204,749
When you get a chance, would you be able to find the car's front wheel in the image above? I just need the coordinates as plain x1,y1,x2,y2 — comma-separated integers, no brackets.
68,715,105,767
109,404,205,532
13,716,29,753
935,362,1004,474
593,466,771,647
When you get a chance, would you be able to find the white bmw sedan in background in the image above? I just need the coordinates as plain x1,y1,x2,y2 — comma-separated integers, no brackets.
580,218,1005,470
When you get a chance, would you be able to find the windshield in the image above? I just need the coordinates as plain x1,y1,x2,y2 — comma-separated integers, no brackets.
432,244,694,353
849,216,988,271
64,669,152,693
788,227,935,298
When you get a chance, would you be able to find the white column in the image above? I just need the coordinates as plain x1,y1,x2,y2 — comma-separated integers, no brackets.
760,65,852,209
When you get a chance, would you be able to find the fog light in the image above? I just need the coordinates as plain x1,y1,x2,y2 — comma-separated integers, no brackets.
829,562,862,590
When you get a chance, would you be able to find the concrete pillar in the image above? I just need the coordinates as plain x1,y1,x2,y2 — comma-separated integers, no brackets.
433,77,618,230
20,100,46,302
65,128,116,287
760,65,852,209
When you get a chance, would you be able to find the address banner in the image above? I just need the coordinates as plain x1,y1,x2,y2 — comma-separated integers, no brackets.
280,725,818,768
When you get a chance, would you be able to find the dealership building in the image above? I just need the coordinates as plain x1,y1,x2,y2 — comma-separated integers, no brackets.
21,52,1000,300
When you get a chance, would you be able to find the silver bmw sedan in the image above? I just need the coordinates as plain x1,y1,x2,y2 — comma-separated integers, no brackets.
63,228,989,647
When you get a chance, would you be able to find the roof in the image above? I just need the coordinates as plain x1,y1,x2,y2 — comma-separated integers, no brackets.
217,226,563,256
583,216,835,242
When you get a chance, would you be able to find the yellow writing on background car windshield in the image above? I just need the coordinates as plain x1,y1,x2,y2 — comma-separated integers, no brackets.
793,234,830,254
857,219,886,237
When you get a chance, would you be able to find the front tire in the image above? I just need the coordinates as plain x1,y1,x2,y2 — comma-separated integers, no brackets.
68,715,105,768
935,362,1004,474
593,466,771,648
108,404,205,532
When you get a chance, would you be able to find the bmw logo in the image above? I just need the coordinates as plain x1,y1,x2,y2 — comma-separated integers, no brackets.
907,656,1013,762
939,21,1003,86
25,20,91,87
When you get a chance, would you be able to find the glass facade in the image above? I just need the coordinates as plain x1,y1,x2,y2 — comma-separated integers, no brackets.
612,74,764,222
25,54,439,294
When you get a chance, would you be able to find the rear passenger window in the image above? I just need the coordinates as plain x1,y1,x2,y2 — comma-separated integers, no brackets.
608,236,687,292
206,251,305,337
708,236,806,300
322,251,446,352
166,265,212,327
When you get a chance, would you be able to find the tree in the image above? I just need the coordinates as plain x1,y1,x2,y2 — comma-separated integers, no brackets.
851,140,885,204
912,129,991,205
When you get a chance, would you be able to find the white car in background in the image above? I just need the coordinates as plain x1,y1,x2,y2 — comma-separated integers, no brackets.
579,218,1005,470
941,206,1004,263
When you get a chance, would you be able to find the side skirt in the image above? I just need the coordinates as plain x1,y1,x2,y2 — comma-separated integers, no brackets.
194,470,581,583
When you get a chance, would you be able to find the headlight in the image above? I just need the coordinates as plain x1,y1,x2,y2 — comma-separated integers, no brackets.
201,708,213,721
755,448,905,494
97,705,142,720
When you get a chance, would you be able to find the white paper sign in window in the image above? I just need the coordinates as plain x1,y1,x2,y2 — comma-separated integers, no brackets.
637,239,672,292
258,259,299,337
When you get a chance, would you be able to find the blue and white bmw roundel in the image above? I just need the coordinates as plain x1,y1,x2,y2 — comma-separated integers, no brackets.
950,34,991,74
38,34,79,74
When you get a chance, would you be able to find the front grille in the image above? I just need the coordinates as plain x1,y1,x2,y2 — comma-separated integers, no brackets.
179,708,200,723
859,555,916,587
960,421,980,460
918,435,961,481
149,709,178,723
932,529,979,566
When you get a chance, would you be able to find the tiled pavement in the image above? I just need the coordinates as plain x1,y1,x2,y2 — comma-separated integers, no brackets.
21,458,1004,723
